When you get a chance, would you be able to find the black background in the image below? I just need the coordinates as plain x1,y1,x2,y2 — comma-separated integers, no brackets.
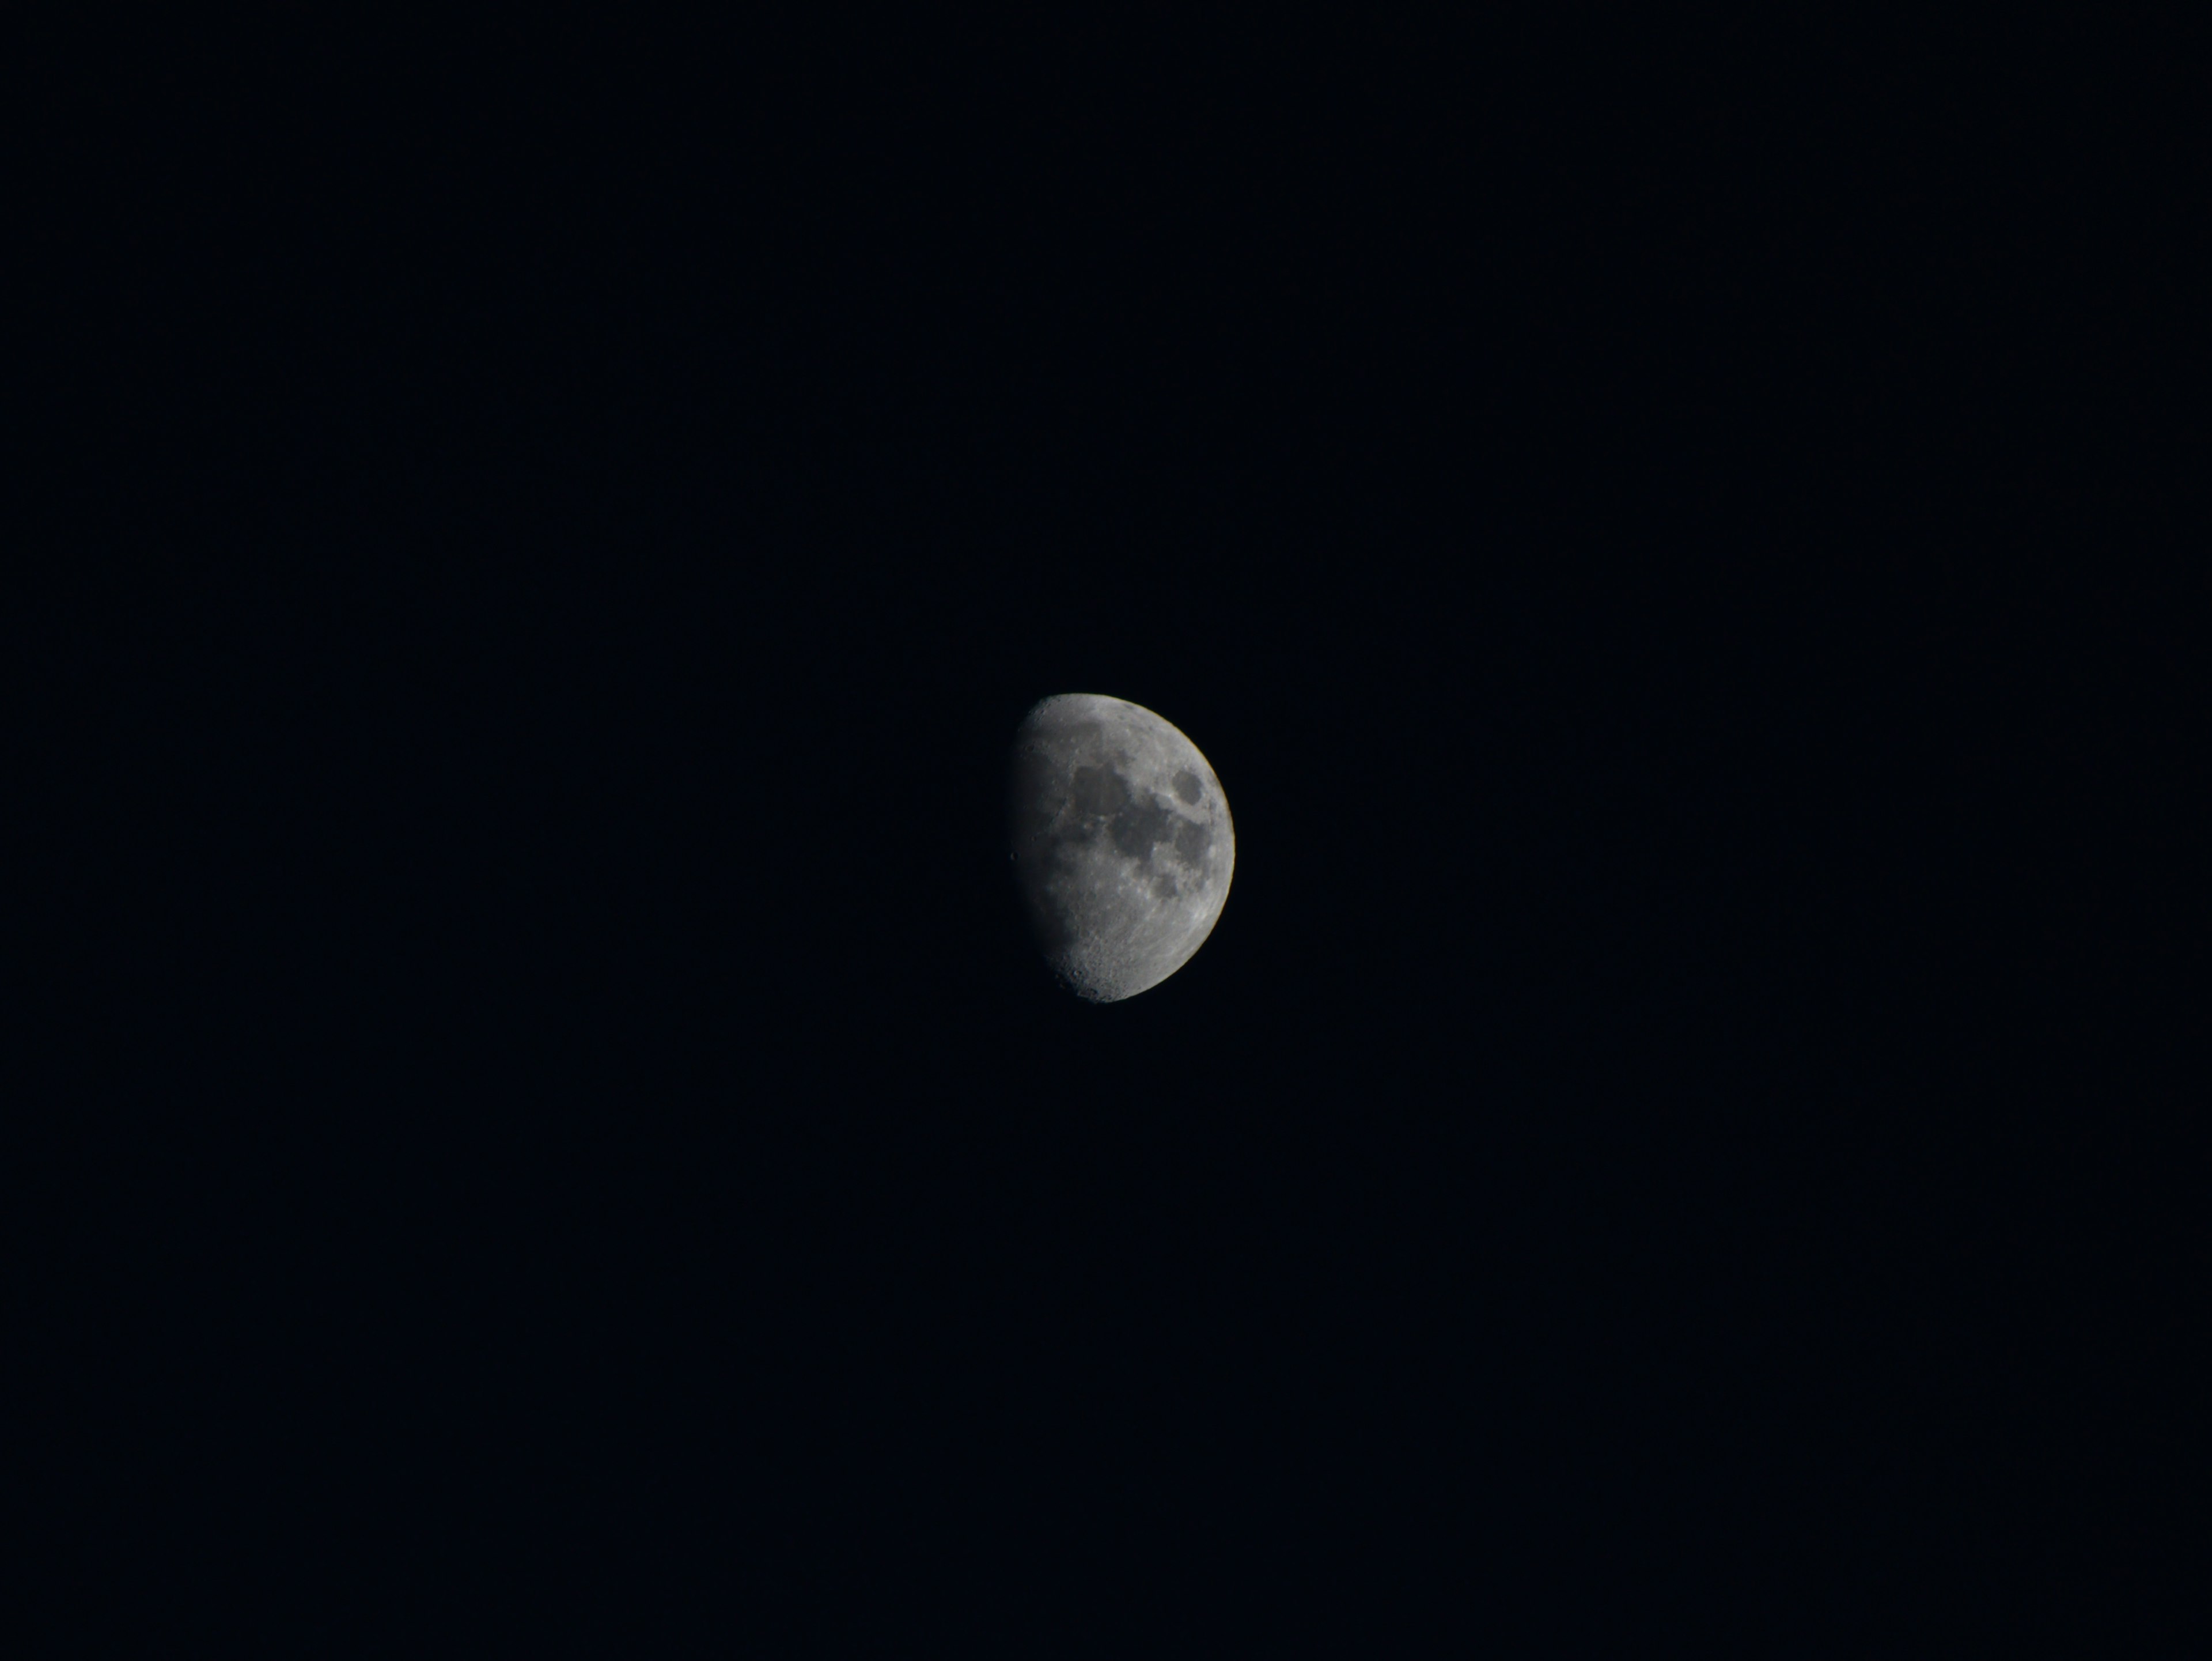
19,19,2202,1655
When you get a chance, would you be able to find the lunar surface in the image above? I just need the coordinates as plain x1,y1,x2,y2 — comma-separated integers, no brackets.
1008,693,1234,1001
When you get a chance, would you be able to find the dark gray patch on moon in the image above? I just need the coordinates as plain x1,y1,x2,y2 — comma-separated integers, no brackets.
1108,790,1177,863
1069,763,1129,819
1173,818,1211,864
1008,693,1235,1002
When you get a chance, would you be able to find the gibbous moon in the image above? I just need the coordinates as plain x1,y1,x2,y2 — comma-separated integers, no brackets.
1008,693,1235,1001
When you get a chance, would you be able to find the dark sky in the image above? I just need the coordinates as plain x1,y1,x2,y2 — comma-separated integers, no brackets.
22,22,2199,1656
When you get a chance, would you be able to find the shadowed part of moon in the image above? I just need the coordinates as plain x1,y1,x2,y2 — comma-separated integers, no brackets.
1007,693,1234,1002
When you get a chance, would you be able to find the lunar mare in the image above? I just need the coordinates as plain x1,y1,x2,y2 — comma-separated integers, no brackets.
1009,693,1234,1001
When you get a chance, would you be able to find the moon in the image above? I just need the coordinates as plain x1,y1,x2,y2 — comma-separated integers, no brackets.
1008,693,1235,1002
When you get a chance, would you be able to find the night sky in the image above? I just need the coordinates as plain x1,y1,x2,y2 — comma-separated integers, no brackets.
22,21,2198,1655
